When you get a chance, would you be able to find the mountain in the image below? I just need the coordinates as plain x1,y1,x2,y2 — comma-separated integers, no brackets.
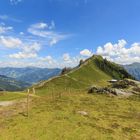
0,75,30,91
34,55,133,93
0,67,61,84
0,56,132,92
123,62,140,81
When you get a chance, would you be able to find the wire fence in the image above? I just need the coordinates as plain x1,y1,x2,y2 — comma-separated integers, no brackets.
0,86,88,119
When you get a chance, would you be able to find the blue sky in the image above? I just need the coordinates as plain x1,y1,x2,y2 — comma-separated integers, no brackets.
0,0,140,67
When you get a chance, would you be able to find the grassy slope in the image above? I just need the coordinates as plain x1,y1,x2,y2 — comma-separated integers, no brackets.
35,55,132,96
0,77,30,91
1,55,139,140
68,56,112,86
35,56,113,95
0,92,26,101
0,92,140,140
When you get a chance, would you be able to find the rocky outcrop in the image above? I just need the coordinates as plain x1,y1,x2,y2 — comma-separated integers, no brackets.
88,79,140,96
88,86,117,95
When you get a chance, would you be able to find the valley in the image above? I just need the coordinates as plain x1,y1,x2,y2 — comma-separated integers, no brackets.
0,67,61,91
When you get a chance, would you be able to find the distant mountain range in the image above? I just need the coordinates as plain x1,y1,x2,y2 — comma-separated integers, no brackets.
0,75,30,91
1,61,140,91
123,62,140,81
0,67,61,91
0,67,61,84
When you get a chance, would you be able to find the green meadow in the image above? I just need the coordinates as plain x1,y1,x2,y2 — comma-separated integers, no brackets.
0,91,140,140
0,55,140,140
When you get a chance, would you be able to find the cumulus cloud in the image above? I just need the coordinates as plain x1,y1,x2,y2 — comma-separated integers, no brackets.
39,54,80,68
0,21,72,68
28,22,67,46
38,54,82,68
96,39,140,64
23,42,41,53
9,52,37,59
80,49,92,57
39,56,55,65
0,36,22,48
9,42,41,59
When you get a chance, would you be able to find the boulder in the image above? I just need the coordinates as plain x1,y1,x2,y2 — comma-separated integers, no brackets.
77,111,88,116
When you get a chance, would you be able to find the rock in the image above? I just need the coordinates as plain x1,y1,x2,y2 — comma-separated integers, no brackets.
88,86,98,93
88,86,117,95
77,111,88,116
114,89,132,96
88,79,140,96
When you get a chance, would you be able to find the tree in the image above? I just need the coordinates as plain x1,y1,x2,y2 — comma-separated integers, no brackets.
79,59,84,66
61,67,72,75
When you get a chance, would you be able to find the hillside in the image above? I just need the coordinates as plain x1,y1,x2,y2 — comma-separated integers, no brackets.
0,55,139,140
35,55,133,94
1,92,140,140
123,62,140,81
0,75,30,91
0,67,61,84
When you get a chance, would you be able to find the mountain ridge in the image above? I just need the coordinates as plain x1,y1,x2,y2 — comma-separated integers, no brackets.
123,62,140,80
34,55,133,93
0,75,30,91
0,67,61,84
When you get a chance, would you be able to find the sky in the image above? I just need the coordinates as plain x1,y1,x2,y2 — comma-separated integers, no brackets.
0,0,140,68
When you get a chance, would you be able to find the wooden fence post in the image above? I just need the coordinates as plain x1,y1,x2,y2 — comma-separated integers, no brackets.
27,89,30,117
33,88,35,94
52,87,55,101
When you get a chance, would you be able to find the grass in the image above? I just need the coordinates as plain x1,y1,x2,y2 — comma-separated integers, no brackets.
34,56,113,96
34,55,130,95
0,92,26,101
0,91,140,140
0,55,139,139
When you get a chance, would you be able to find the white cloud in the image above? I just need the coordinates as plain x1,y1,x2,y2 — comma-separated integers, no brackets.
23,42,41,53
28,22,67,46
63,53,70,61
0,15,21,22
80,49,92,57
40,55,52,61
31,22,48,29
10,0,23,5
49,21,55,30
0,21,72,68
9,52,37,59
19,32,24,35
1,52,84,68
0,36,22,48
0,24,13,34
9,42,41,59
38,54,82,68
40,56,54,64
48,35,66,46
96,39,140,64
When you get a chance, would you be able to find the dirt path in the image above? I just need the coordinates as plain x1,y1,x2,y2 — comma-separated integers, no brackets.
0,101,16,107
0,94,39,107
